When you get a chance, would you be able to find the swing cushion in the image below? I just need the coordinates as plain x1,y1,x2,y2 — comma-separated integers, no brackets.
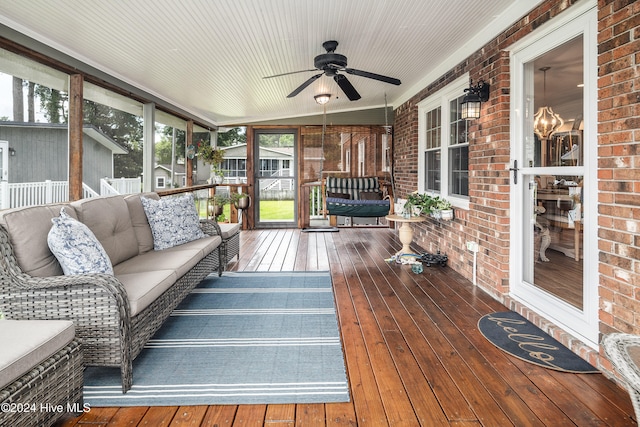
325,176,390,217
326,198,390,217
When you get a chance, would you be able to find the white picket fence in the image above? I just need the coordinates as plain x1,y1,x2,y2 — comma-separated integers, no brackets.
101,177,142,196
0,177,141,209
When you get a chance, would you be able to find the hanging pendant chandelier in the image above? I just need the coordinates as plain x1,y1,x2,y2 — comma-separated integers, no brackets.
533,66,564,140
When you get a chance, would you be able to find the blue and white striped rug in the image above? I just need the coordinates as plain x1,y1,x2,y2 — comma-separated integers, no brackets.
84,271,350,406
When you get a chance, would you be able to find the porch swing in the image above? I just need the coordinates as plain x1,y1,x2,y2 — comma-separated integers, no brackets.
320,95,394,226
322,175,392,221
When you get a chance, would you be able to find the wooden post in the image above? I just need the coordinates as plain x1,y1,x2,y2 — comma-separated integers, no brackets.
68,74,83,201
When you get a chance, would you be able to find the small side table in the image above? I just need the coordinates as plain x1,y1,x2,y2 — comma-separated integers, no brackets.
386,214,426,256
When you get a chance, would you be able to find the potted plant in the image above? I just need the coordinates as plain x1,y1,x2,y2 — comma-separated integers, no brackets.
231,192,251,210
404,192,434,217
208,194,229,219
197,140,225,184
431,196,453,220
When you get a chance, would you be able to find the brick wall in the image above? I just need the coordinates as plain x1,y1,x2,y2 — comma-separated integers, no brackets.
597,0,640,337
393,0,578,298
392,0,640,377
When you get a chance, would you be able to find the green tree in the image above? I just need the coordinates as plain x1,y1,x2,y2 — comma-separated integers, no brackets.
12,77,23,121
34,85,67,123
155,137,174,164
83,100,144,178
218,127,246,147
258,132,293,147
161,126,189,162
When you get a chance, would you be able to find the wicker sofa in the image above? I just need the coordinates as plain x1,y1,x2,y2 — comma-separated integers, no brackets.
0,193,223,393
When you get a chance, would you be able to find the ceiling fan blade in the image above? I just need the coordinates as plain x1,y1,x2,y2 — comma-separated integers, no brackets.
287,73,323,98
263,69,317,79
334,74,361,101
344,68,401,85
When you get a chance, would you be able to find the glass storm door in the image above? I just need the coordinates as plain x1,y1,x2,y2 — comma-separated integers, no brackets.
254,130,296,227
510,5,598,347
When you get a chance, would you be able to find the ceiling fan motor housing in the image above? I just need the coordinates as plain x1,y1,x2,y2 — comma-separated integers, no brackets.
272,40,400,100
314,53,347,71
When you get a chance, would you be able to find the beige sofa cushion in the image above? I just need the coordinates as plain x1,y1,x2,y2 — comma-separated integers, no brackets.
218,222,241,240
0,320,75,389
124,192,160,254
114,235,221,278
117,270,178,316
71,195,139,265
0,204,76,277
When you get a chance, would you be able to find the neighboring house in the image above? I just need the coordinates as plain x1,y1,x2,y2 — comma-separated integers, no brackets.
0,122,127,192
203,143,294,185
154,163,186,189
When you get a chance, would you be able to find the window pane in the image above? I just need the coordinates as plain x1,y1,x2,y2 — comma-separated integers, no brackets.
448,95,469,197
450,96,469,146
424,106,441,191
425,150,441,192
426,107,441,150
449,145,469,196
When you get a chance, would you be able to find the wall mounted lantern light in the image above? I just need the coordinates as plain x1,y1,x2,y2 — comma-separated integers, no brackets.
461,79,490,120
314,93,331,105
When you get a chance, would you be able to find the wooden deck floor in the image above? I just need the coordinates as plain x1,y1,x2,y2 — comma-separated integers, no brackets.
56,228,636,426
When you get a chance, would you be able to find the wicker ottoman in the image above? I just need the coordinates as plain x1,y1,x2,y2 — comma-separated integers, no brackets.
0,320,83,427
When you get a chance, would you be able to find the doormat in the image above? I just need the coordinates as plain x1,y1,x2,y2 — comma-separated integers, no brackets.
83,271,349,406
478,311,600,373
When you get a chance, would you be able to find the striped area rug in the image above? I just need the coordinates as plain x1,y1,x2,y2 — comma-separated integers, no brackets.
83,271,350,406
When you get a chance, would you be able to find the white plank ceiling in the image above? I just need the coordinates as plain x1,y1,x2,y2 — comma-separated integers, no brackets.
0,0,541,126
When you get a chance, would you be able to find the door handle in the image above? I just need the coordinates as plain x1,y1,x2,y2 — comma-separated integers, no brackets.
509,160,518,185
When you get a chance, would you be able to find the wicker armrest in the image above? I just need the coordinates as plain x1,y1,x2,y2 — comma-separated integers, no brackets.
200,218,222,237
10,268,127,293
2,266,130,317
602,333,640,422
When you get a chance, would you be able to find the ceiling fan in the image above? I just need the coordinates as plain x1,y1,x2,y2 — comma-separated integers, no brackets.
264,40,401,101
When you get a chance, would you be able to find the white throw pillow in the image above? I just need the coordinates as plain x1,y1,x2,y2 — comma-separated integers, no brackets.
140,193,206,250
47,207,114,275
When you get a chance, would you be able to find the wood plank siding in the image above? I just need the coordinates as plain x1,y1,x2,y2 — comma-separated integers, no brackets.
55,228,636,426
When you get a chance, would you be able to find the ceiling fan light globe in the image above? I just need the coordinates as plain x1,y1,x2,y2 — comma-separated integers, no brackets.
314,94,331,105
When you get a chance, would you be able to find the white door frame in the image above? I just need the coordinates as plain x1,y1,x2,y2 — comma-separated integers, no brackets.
508,1,599,347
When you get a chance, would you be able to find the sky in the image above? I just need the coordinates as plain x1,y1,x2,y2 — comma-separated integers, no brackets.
0,73,14,120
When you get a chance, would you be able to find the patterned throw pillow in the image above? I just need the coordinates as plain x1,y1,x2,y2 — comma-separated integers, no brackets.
47,207,114,275
140,193,206,250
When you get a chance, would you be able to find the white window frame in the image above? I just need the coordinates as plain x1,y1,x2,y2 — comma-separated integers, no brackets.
417,74,470,210
156,176,166,188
